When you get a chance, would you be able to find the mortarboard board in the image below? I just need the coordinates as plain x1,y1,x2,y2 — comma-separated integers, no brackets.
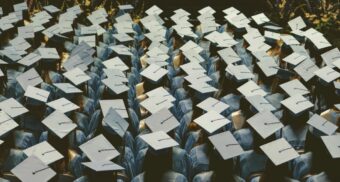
314,66,339,83
17,53,42,67
194,110,231,134
38,48,60,60
24,86,50,103
43,5,60,14
42,111,76,138
17,26,35,39
79,134,119,161
283,52,307,66
53,83,83,94
23,141,63,165
260,138,299,166
78,36,96,47
288,16,306,31
0,98,28,118
281,95,313,115
180,62,206,75
102,108,129,138
279,79,310,96
16,68,43,91
11,156,56,182
47,98,79,113
321,48,340,68
246,95,276,112
256,60,279,77
102,78,129,95
0,111,18,137
197,97,230,113
237,80,267,97
99,99,128,118
103,57,129,72
218,48,241,65
208,131,244,160
307,114,338,136
321,135,340,158
63,68,91,85
226,64,255,81
141,64,168,82
139,131,178,150
144,108,179,133
82,161,124,172
251,13,270,25
293,59,319,82
103,69,128,83
188,82,218,94
140,95,174,114
247,111,284,139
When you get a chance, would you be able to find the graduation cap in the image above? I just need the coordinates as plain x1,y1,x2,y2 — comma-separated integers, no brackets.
0,111,18,137
321,48,340,68
188,82,218,94
314,66,339,83
16,68,43,91
102,78,129,95
218,47,241,65
141,64,168,82
294,59,319,82
82,161,124,172
103,57,129,72
17,26,35,39
197,97,230,113
17,53,42,67
260,138,299,166
194,110,231,134
140,95,174,114
23,141,63,165
184,72,212,84
144,108,179,133
47,98,79,113
226,64,255,81
0,98,28,118
53,83,83,94
180,62,206,75
79,134,119,161
24,86,50,103
288,16,306,31
247,111,284,139
208,131,244,160
237,80,267,97
42,111,77,139
139,131,178,151
102,108,129,138
281,95,313,115
321,135,340,158
99,99,128,118
63,68,91,86
246,95,276,113
307,114,338,136
11,156,56,182
279,79,310,97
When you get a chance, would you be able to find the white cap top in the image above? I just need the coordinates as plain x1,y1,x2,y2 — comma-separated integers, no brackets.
194,110,231,134
257,59,279,77
281,95,313,115
288,16,306,31
208,131,244,160
0,111,18,137
281,35,300,45
63,68,91,85
53,83,83,94
23,141,63,165
293,59,319,82
260,138,299,166
283,52,307,66
17,53,42,67
47,98,79,113
140,96,174,114
103,108,129,138
42,111,76,138
11,156,56,182
314,66,339,83
321,135,340,158
38,48,60,59
321,48,340,68
141,64,168,82
79,134,120,161
102,78,129,95
246,95,276,112
0,98,28,118
247,111,284,139
307,114,338,136
25,86,50,103
139,131,178,150
279,79,310,96
99,99,128,118
78,36,96,47
251,13,270,25
144,108,179,133
237,80,267,97
180,62,206,75
218,48,241,65
197,97,230,113
103,57,129,72
226,64,255,81
188,82,218,94
16,68,43,91
82,161,124,172
18,26,35,39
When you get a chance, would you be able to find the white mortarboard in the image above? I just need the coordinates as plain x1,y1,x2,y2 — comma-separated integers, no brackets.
103,57,129,72
18,26,35,39
281,35,300,45
62,55,88,71
333,59,340,69
23,141,63,165
141,64,167,82
246,95,276,112
197,97,229,113
321,48,340,68
87,13,107,25
63,68,90,85
252,51,276,63
99,99,128,118
281,95,313,115
288,16,306,31
257,60,279,77
199,6,216,15
103,69,128,83
38,48,60,59
144,108,179,133
279,79,310,96
226,64,255,81
0,111,18,137
11,156,56,182
119,4,134,10
145,5,163,15
247,42,271,53
0,98,28,118
78,36,96,47
79,134,119,161
260,138,299,166
42,24,60,38
29,22,45,33
47,98,79,113
321,135,340,158
184,72,212,84
307,114,338,136
251,13,270,25
314,66,339,83
237,80,267,97
264,31,280,40
13,2,28,11
180,40,203,54
218,47,241,65
80,26,97,35
102,78,129,95
16,68,43,91
139,131,178,150
42,111,76,138
145,87,176,103
53,83,83,94
226,13,250,28
223,7,240,15
82,161,124,172
0,18,14,31
293,59,319,82
308,34,331,50
140,96,174,114
113,33,133,42
247,111,284,138
208,131,244,160
283,52,307,66
109,45,132,56
66,5,82,15
43,5,60,13
17,53,42,67
0,49,22,62
194,111,231,134
148,42,169,54
25,86,50,103
180,62,206,75
103,108,129,138
10,37,31,51
188,82,218,94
